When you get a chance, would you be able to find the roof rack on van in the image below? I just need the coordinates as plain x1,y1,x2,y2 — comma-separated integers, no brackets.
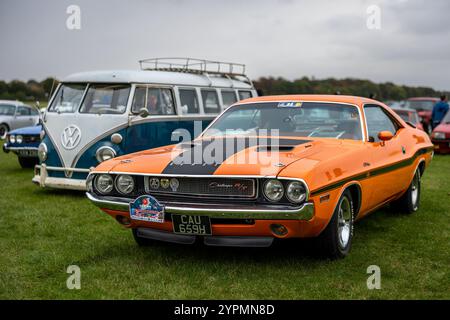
138,57,253,86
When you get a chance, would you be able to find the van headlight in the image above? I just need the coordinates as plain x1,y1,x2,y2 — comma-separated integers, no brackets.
9,135,16,143
95,174,114,194
38,143,47,161
263,179,284,202
96,146,116,163
16,135,23,144
286,181,307,203
40,130,46,140
115,175,135,195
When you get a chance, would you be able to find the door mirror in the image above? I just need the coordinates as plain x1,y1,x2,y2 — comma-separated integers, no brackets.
138,107,150,118
378,131,393,141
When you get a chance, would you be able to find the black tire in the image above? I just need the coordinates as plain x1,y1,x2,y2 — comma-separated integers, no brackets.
315,189,354,259
18,157,38,168
132,228,155,246
391,169,421,214
0,124,9,140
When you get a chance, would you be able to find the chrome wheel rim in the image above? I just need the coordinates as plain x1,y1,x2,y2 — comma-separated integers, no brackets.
411,171,420,208
338,196,352,248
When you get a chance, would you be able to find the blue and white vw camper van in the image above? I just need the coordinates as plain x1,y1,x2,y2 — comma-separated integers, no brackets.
33,58,257,190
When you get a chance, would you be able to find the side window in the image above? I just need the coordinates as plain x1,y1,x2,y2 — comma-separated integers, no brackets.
30,108,39,116
201,89,220,114
16,106,31,116
131,87,176,115
364,105,398,142
238,90,252,100
179,88,199,114
221,91,237,109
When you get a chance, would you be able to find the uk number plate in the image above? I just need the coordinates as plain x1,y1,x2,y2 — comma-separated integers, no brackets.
172,215,212,235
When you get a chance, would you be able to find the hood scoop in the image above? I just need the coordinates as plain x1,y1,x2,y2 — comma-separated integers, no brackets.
256,145,296,152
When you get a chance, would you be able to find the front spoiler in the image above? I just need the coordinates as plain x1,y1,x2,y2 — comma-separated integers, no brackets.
32,164,88,191
86,192,315,221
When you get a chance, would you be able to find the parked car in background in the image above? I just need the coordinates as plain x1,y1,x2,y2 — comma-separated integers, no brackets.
391,108,424,131
0,100,40,139
34,58,257,190
86,95,433,259
3,125,42,168
431,110,450,154
404,97,439,134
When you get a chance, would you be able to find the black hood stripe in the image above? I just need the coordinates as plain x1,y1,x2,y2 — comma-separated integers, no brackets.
162,138,311,175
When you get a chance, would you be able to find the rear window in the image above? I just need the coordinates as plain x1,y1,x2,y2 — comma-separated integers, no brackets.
80,84,130,114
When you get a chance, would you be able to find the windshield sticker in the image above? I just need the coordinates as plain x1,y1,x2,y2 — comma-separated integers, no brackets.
278,101,302,108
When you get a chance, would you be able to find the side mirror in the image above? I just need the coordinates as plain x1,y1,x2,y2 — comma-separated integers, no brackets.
378,131,393,142
139,108,150,118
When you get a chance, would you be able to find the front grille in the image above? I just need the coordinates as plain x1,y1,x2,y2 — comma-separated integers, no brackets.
144,176,256,199
23,135,40,143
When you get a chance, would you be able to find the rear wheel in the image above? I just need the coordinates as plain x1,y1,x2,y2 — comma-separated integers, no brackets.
315,189,354,259
0,124,9,139
18,157,38,168
391,168,421,214
132,228,155,246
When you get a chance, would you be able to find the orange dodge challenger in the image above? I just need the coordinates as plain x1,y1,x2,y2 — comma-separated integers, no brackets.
86,95,433,258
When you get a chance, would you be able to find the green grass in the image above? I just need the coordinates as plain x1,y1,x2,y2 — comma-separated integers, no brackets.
0,150,449,299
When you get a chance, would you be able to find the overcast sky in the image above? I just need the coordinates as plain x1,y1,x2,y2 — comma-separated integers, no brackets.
1,0,449,90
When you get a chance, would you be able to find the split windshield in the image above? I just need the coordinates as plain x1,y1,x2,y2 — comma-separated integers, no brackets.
203,102,363,141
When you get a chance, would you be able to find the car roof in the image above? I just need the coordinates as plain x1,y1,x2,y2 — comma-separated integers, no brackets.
392,108,417,113
236,94,380,107
0,100,25,106
407,97,439,101
63,70,254,89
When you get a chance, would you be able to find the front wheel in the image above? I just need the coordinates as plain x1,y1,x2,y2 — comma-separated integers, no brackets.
391,168,421,214
315,189,354,259
0,124,9,140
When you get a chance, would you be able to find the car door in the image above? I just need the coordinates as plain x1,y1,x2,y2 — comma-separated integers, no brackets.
364,104,409,208
14,106,34,129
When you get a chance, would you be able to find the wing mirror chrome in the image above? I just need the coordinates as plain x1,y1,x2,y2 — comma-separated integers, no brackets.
139,107,150,118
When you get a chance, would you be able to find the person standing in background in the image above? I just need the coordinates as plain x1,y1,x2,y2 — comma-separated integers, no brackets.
431,95,449,129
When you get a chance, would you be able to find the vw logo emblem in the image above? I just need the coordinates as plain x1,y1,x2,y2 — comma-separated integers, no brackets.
61,125,81,150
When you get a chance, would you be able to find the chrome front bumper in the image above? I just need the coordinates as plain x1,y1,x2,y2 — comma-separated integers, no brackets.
86,192,315,221
32,164,89,191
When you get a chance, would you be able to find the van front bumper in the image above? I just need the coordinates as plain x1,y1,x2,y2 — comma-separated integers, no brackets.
32,164,89,191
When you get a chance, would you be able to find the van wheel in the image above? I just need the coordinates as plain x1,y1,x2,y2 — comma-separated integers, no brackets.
391,169,421,214
0,124,9,139
315,189,354,259
18,157,38,168
132,228,155,246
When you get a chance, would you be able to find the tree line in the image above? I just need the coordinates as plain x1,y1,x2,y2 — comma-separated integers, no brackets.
0,76,446,102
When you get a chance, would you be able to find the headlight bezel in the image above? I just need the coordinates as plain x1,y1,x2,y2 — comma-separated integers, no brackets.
16,135,23,144
115,174,135,195
263,179,285,202
285,180,308,204
38,143,47,161
9,135,16,143
95,174,114,195
96,146,116,163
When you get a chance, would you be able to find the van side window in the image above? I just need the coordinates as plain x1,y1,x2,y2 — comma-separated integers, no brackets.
364,105,399,142
201,89,220,114
179,89,199,114
238,90,252,100
132,87,176,115
80,84,130,114
16,106,31,116
221,91,237,108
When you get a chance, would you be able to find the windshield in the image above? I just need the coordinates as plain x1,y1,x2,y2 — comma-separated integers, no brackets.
80,84,130,114
203,102,363,141
0,104,15,116
48,83,86,113
405,100,435,111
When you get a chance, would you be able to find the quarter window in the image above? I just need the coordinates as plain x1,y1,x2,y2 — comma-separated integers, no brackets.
80,84,130,114
221,90,237,108
238,90,252,100
201,89,220,114
364,105,399,142
131,87,175,115
179,88,199,114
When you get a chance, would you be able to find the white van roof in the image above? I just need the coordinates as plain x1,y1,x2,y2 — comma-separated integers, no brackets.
63,70,254,89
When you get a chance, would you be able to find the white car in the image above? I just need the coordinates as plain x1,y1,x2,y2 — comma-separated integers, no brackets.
0,100,40,139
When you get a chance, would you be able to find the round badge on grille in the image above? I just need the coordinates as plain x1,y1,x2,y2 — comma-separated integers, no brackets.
160,178,170,189
149,178,160,189
170,178,179,191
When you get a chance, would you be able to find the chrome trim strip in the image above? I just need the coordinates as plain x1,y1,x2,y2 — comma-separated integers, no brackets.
36,164,91,173
86,192,314,220
5,147,39,151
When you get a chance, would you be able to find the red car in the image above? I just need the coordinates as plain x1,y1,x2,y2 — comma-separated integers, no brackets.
392,108,424,131
405,97,439,134
431,111,450,154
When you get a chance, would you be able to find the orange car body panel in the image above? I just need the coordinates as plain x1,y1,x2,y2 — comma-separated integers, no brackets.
91,95,433,238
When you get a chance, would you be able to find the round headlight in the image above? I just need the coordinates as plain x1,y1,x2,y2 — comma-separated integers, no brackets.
95,174,114,194
38,143,47,161
16,135,23,144
286,181,307,203
9,135,16,143
263,179,284,202
96,146,116,163
115,175,135,195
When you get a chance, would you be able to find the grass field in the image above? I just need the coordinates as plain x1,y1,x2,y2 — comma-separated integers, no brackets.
0,150,449,299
